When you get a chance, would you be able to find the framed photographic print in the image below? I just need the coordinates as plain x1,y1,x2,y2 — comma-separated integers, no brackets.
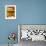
18,24,46,42
5,5,16,19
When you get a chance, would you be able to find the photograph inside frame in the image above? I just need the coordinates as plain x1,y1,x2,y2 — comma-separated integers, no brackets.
5,5,16,19
18,24,46,42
